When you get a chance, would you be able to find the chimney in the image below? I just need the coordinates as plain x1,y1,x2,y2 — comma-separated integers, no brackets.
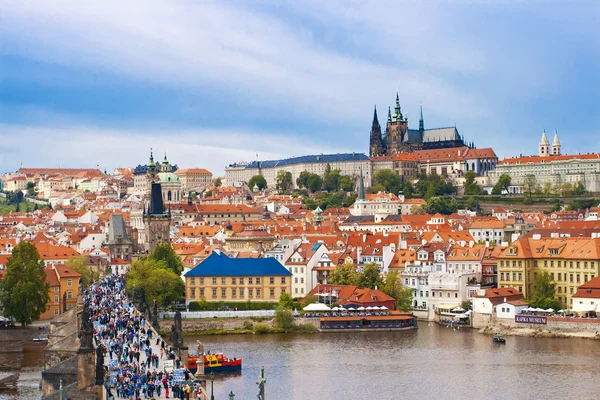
363,234,367,243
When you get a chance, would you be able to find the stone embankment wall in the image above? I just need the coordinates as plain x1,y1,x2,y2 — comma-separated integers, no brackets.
473,312,600,339
160,317,275,333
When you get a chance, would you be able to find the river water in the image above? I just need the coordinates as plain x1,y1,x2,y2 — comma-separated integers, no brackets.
187,322,600,400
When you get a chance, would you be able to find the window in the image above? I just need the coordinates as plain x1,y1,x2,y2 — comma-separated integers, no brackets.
67,291,72,299
212,277,217,285
270,277,275,284
248,288,253,297
67,279,72,286
221,277,226,285
54,309,59,315
54,287,60,292
232,277,236,285
455,293,458,298
270,288,275,298
200,288,204,297
432,292,435,297
54,295,59,302
239,278,244,284
281,277,286,284
249,278,253,284
212,289,217,298
256,289,261,297
221,289,226,297
501,273,504,281
200,277,204,285
301,278,304,283
256,278,261,284
518,273,522,281
232,288,237,298
513,273,516,281
240,288,244,297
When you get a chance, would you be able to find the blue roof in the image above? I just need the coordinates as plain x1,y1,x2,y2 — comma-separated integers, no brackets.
228,153,369,169
185,252,292,277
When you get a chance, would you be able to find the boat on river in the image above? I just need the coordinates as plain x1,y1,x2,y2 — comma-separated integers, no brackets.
33,334,48,342
188,352,242,374
493,334,506,344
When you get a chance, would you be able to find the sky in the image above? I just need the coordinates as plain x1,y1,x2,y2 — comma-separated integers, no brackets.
1,0,599,176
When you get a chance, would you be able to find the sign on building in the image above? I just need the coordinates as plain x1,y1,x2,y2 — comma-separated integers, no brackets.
515,315,547,324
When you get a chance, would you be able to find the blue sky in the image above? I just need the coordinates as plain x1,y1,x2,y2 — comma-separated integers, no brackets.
1,1,599,176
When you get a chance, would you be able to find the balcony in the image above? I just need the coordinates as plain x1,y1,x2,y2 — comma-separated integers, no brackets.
429,283,460,291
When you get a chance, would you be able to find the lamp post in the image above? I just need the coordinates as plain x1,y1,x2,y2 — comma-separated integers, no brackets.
210,372,215,400
228,391,235,400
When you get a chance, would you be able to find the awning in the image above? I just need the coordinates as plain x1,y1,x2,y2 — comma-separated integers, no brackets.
303,303,331,312
437,304,460,311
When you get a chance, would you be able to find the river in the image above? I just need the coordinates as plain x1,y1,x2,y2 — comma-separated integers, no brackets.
187,322,600,400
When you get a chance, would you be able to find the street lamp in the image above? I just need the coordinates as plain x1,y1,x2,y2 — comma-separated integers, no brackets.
228,391,235,400
210,372,215,400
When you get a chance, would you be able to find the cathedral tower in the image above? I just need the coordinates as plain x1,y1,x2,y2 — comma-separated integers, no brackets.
385,91,409,155
369,106,384,157
539,130,550,157
552,130,561,156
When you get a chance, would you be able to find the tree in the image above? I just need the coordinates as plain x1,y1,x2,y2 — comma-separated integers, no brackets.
461,300,472,311
296,171,311,189
301,294,315,309
328,263,359,286
66,257,99,287
278,292,294,309
248,175,267,190
357,262,383,289
203,190,212,198
214,178,222,187
1,242,50,325
374,169,402,194
573,181,585,196
306,174,323,193
322,164,341,192
424,196,458,215
396,287,414,312
559,182,573,196
276,170,293,193
531,271,556,299
464,171,482,196
338,175,355,192
149,243,184,276
495,174,511,194
524,174,537,198
274,306,295,330
126,258,185,306
367,184,386,194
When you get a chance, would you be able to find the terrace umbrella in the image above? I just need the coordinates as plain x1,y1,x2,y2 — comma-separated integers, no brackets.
452,307,465,313
331,307,340,311
371,306,381,310
545,308,554,313
379,306,388,310
357,307,365,311
366,306,373,310
348,307,356,311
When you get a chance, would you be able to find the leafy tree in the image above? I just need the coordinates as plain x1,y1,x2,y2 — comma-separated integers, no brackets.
357,262,384,289
424,196,458,215
203,190,212,198
322,164,341,192
248,175,267,190
403,180,414,198
367,184,386,194
494,174,511,194
126,258,184,306
559,182,573,196
461,300,472,311
274,306,295,330
1,242,50,326
396,287,414,312
26,182,35,190
531,271,556,299
374,169,402,194
149,243,184,275
296,171,311,189
464,171,482,195
573,181,585,196
338,175,355,192
301,294,315,308
328,263,359,286
214,178,222,187
278,292,294,310
524,174,537,198
66,257,99,287
276,170,293,193
306,174,323,193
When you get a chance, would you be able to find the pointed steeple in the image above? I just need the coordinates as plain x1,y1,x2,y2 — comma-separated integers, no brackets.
552,129,561,156
358,168,366,201
372,105,380,129
393,90,403,121
539,129,550,157
369,105,384,157
147,148,156,173
163,151,169,164
419,104,424,131
387,106,392,123
540,129,549,144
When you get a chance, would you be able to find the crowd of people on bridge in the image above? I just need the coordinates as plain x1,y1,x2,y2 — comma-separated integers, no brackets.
84,276,205,399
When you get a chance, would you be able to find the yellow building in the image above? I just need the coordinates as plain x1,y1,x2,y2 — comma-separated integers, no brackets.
184,250,292,303
497,236,600,307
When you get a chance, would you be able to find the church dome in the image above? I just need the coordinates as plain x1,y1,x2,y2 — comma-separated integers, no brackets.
158,171,180,183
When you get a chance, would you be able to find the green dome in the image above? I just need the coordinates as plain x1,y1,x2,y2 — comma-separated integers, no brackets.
158,171,180,183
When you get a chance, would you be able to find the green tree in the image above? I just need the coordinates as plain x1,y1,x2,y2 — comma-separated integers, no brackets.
278,292,294,309
203,190,212,198
1,242,50,325
524,174,537,198
403,180,414,198
374,169,402,194
322,164,341,192
296,171,311,189
248,175,267,190
461,300,472,311
496,174,512,193
66,257,99,287
149,243,184,275
301,294,315,308
464,171,482,195
396,287,414,312
573,181,585,196
560,182,573,196
274,306,295,330
531,271,556,299
338,175,355,192
306,174,323,193
328,263,359,286
214,178,222,187
276,170,293,193
424,196,458,215
357,262,384,289
126,258,185,306
367,184,386,194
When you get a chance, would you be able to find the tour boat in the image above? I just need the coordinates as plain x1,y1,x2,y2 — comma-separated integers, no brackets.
33,334,49,342
188,352,242,374
493,334,506,344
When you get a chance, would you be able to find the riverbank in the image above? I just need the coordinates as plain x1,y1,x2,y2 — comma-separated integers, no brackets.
480,324,600,340
159,317,318,336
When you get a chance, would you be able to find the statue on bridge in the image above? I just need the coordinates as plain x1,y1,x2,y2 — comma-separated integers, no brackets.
152,300,159,329
79,302,94,350
139,288,147,315
174,310,183,349
95,342,104,385
62,292,67,313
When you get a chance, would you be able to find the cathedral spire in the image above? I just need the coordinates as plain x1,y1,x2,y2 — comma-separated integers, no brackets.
419,104,424,131
372,105,380,128
393,90,402,121
369,105,384,157
387,106,392,123
358,167,366,201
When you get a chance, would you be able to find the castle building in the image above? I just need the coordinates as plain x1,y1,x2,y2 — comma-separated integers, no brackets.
142,182,171,252
369,91,471,157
